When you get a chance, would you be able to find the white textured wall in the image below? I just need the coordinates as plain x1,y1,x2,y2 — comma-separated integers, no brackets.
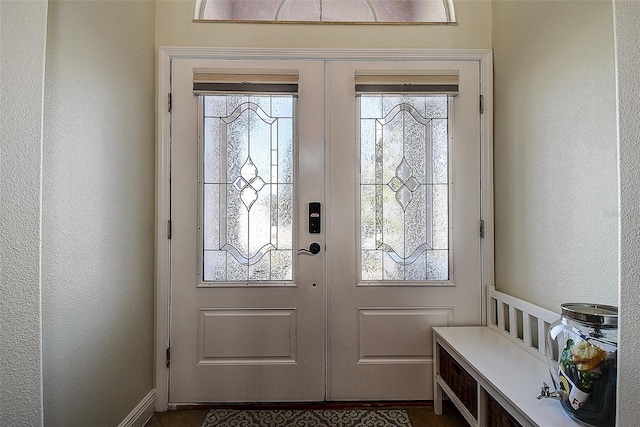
492,0,618,312
0,1,48,425
5,0,627,424
614,0,640,423
42,1,156,425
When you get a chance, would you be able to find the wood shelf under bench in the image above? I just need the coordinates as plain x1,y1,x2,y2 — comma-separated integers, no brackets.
432,287,582,427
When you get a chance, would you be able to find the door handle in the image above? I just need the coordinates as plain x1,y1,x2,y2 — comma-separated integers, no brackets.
298,242,321,255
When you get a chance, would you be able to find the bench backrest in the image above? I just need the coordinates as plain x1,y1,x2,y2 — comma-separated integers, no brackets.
486,286,561,363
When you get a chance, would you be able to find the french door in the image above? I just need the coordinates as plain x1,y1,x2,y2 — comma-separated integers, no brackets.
170,59,326,402
167,54,484,404
326,60,482,399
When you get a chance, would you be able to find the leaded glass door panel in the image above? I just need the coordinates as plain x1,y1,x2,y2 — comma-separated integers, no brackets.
202,94,295,282
359,94,450,282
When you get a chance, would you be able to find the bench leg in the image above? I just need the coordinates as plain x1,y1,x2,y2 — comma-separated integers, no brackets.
433,335,443,415
434,381,443,415
477,388,487,427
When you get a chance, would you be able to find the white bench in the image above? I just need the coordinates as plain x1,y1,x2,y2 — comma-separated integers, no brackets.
433,286,582,427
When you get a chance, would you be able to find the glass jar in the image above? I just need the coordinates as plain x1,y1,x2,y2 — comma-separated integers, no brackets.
546,303,617,427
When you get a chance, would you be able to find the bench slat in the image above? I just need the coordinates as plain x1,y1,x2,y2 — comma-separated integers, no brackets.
486,286,560,363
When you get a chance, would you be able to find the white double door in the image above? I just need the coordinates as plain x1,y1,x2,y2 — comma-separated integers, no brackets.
169,57,482,403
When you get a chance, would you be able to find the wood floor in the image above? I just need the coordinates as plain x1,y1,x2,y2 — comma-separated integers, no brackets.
145,401,468,427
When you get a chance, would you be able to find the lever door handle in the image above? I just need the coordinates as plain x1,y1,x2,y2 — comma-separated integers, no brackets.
297,242,321,255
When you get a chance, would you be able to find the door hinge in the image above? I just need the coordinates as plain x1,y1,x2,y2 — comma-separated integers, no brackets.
479,94,484,114
168,93,172,113
167,220,172,239
166,347,171,367
480,219,485,239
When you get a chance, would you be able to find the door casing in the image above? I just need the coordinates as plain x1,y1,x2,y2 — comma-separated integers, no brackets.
155,47,494,411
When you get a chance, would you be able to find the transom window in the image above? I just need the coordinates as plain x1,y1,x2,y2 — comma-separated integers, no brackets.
195,0,456,23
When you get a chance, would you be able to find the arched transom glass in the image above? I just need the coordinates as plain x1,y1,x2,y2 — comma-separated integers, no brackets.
196,0,456,23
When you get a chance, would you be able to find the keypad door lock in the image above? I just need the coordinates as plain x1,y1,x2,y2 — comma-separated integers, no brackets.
309,202,321,234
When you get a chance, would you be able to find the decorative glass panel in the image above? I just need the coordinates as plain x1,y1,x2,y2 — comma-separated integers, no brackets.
202,94,294,282
359,95,449,282
199,0,454,23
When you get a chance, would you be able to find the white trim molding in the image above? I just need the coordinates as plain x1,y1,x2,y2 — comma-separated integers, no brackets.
479,50,495,325
156,47,494,410
118,389,156,427
159,47,492,62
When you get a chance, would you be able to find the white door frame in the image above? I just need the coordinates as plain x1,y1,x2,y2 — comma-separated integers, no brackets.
155,47,494,411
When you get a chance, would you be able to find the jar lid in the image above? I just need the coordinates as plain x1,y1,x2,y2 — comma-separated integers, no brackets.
561,303,618,327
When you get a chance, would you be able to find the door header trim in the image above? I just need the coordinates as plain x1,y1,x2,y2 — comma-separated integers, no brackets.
159,47,492,62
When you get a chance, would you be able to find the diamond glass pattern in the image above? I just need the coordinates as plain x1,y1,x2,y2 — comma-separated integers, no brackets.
389,157,419,210
237,158,267,210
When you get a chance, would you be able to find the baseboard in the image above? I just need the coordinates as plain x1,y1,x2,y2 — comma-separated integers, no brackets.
118,389,156,427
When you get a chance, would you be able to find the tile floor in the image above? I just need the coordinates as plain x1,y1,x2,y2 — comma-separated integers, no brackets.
145,401,468,427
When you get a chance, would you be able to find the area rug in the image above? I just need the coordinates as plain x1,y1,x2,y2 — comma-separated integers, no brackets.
201,408,412,427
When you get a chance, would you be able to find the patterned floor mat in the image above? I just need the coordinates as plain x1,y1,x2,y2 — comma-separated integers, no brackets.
201,408,412,427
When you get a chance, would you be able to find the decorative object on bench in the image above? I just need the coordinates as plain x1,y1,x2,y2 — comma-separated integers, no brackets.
541,303,617,427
